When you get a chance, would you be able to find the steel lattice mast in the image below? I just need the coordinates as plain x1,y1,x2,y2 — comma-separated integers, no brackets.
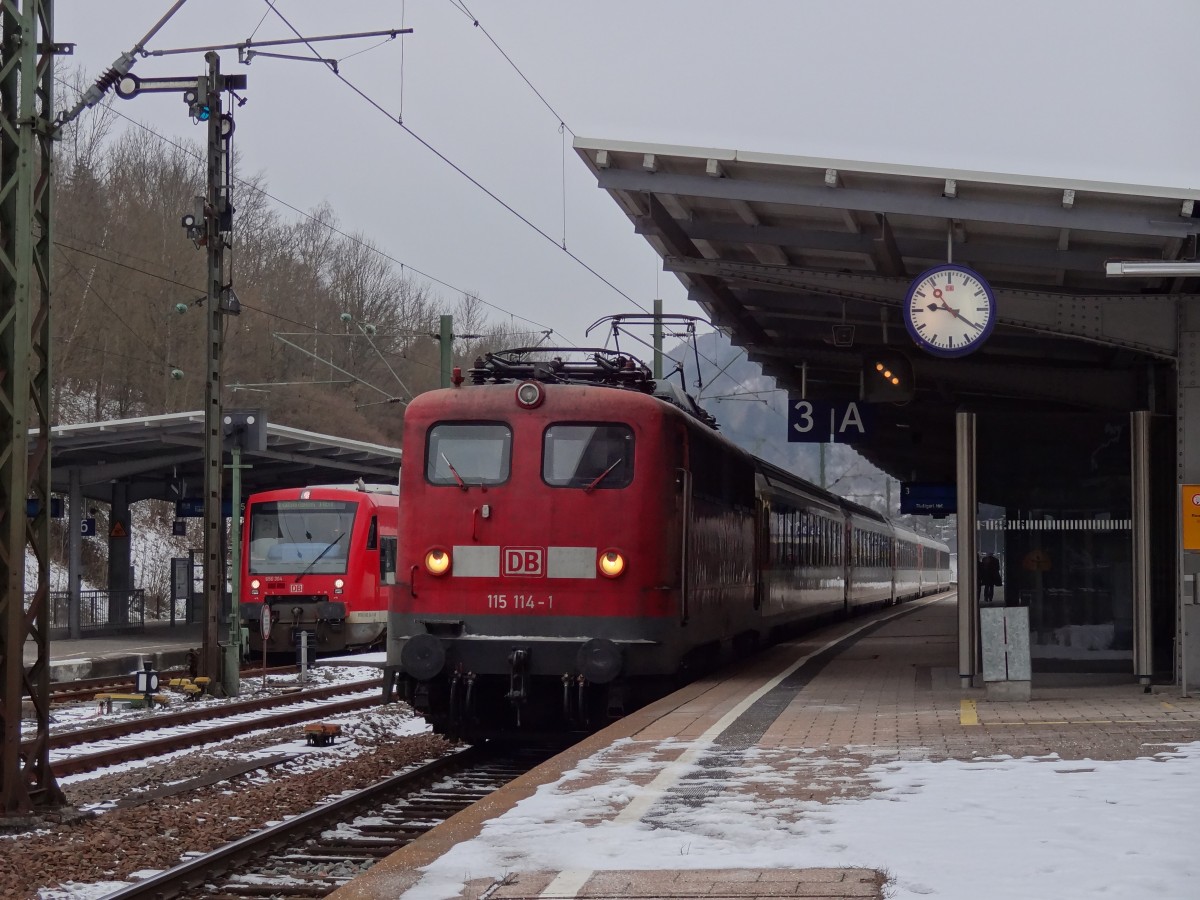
0,0,62,816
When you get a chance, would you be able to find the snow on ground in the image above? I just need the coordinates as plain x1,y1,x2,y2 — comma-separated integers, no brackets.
38,880,130,899
403,739,1200,900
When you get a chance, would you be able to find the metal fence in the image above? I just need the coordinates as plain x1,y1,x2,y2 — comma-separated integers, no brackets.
25,590,147,638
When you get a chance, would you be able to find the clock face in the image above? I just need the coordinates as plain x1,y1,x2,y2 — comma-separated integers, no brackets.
903,264,996,358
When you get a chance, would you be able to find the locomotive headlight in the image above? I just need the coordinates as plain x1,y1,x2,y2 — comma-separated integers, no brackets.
250,578,260,593
598,549,625,578
425,548,451,576
515,380,544,409
334,578,344,594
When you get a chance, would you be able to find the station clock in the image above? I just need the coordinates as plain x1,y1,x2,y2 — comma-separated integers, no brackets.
903,264,996,358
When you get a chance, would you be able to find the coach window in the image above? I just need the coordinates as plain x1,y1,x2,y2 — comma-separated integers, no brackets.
427,422,512,486
543,424,634,489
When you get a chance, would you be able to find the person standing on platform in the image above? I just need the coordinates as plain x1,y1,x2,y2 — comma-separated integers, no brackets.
979,551,1002,604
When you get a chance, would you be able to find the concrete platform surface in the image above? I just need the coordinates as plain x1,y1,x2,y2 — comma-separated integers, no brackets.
24,622,203,681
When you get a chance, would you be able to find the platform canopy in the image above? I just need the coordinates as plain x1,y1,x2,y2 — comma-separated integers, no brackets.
575,138,1200,481
40,411,401,504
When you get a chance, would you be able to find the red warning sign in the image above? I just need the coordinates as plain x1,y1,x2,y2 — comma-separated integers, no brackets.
110,520,127,538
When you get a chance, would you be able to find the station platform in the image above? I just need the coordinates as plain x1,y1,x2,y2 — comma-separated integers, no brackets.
331,595,1200,900
23,622,203,682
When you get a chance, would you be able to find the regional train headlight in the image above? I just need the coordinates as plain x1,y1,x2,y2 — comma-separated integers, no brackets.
334,578,344,594
250,578,260,593
598,549,625,578
425,548,451,576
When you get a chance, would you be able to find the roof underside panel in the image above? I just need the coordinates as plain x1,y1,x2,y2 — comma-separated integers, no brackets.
576,138,1200,481
39,412,401,504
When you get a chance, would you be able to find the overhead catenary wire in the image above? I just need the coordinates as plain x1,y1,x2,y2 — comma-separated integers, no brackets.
57,248,179,371
57,29,777,410
444,0,574,247
53,238,455,382
259,0,649,319
54,76,560,338
445,0,575,137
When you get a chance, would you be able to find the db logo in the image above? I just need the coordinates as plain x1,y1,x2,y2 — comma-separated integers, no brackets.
289,583,304,593
504,547,544,577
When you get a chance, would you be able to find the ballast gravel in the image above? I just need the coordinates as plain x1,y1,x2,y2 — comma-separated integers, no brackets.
0,703,454,900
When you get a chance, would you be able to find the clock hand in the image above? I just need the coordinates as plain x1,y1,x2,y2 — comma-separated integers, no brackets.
933,299,980,330
954,312,979,329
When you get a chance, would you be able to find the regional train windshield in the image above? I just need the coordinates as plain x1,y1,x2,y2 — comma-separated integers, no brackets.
247,499,358,575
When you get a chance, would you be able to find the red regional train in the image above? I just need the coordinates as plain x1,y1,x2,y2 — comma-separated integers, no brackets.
386,348,950,738
239,482,399,655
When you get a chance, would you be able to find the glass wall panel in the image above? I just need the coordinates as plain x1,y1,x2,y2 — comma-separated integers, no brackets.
977,413,1132,673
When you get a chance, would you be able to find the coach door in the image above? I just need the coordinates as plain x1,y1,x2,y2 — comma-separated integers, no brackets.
753,497,769,610
843,519,853,613
677,467,692,624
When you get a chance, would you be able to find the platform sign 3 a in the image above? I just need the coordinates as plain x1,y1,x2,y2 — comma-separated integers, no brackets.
787,397,874,444
1182,485,1200,551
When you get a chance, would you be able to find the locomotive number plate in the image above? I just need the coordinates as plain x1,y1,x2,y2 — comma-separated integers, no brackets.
486,593,553,611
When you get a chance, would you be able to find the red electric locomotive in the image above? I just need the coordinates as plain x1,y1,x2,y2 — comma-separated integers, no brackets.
240,482,399,655
386,347,949,738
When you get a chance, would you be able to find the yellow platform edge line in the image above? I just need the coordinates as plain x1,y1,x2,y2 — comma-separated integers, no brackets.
960,699,979,726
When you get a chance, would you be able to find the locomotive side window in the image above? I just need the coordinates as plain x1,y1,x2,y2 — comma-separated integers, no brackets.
426,422,512,486
379,535,397,585
543,424,633,489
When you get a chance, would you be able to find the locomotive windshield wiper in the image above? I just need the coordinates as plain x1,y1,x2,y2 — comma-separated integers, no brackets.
294,532,346,582
583,458,623,493
441,453,469,491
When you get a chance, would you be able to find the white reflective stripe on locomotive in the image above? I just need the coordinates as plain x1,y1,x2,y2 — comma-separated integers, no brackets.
546,547,595,578
453,545,501,576
451,545,598,579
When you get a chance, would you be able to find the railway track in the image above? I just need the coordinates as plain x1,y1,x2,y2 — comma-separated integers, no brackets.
49,665,300,704
37,679,384,776
52,693,383,778
96,743,556,899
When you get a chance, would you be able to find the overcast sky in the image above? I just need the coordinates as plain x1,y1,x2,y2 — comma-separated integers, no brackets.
57,1,1200,345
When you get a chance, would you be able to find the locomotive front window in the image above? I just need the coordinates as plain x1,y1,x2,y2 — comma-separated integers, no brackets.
247,500,357,575
426,422,512,486
543,424,634,489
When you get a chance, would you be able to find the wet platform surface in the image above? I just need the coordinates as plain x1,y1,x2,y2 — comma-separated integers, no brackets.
330,594,1200,900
